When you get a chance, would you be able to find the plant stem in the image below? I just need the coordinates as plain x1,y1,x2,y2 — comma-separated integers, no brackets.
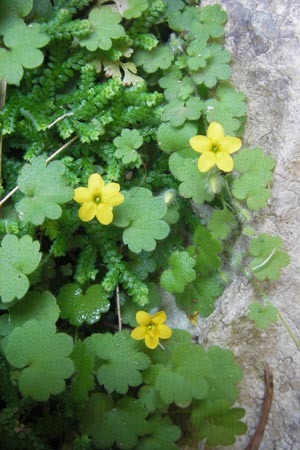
0,80,7,187
116,284,122,331
0,135,78,208
277,309,300,351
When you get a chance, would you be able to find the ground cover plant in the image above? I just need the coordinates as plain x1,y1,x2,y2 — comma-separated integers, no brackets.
0,0,291,449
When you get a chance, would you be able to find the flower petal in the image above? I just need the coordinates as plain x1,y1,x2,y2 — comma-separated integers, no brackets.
198,152,216,172
207,122,224,145
78,202,97,222
136,311,151,326
145,333,159,349
88,173,105,194
215,152,234,172
131,325,147,340
95,204,113,225
101,183,124,206
219,136,242,154
151,311,167,325
156,324,172,339
73,187,92,204
189,135,211,153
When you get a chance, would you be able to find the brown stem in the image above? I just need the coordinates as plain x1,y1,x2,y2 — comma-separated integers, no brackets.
245,365,273,450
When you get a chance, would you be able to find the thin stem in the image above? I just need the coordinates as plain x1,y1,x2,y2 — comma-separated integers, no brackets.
46,135,78,163
0,135,78,208
47,112,74,129
0,80,7,186
277,310,300,351
116,285,122,331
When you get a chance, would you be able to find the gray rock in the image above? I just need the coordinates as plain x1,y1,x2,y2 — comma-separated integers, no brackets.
167,1,300,449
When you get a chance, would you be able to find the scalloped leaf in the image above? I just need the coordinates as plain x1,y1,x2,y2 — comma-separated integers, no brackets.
58,284,110,326
113,187,170,253
232,148,276,210
79,393,148,449
16,156,73,225
0,22,49,84
5,320,74,401
249,233,290,281
169,150,213,204
79,6,125,51
160,251,196,293
248,302,278,329
191,400,247,446
0,234,42,303
85,331,150,394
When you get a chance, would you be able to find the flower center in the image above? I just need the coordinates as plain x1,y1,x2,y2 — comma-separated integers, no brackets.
93,194,102,204
211,145,220,153
147,323,156,333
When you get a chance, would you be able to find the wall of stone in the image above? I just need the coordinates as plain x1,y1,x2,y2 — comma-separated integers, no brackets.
198,1,300,449
161,1,300,449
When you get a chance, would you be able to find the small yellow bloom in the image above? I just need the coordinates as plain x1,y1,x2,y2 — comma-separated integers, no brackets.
73,173,124,225
131,311,172,350
189,122,242,173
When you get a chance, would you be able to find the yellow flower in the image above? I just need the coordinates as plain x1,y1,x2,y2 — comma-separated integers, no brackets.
131,311,172,350
189,122,242,173
73,173,124,225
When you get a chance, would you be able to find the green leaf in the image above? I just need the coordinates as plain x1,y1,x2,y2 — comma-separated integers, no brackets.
135,415,181,450
138,385,168,413
80,6,125,51
85,331,150,394
191,43,232,88
0,0,33,34
113,128,143,166
192,225,221,274
0,234,42,303
0,22,49,84
169,7,204,38
58,284,110,326
162,97,204,127
248,302,278,329
134,46,174,73
199,4,228,38
176,273,225,317
191,400,247,446
249,233,290,281
205,347,243,404
71,340,95,402
160,251,196,293
154,343,211,405
205,84,247,135
5,320,74,401
208,207,236,240
157,122,197,154
8,291,59,332
79,393,148,449
169,151,214,204
232,148,276,210
185,38,211,71
113,187,170,253
161,75,194,102
122,0,149,19
16,156,73,225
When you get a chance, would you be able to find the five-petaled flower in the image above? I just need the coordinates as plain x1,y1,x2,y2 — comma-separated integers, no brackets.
131,311,172,349
73,173,124,225
189,122,242,173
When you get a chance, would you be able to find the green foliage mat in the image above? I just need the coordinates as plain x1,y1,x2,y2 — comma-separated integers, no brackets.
0,0,290,449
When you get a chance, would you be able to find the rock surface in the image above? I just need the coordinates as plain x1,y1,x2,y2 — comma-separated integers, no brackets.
166,1,300,449
201,1,300,449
